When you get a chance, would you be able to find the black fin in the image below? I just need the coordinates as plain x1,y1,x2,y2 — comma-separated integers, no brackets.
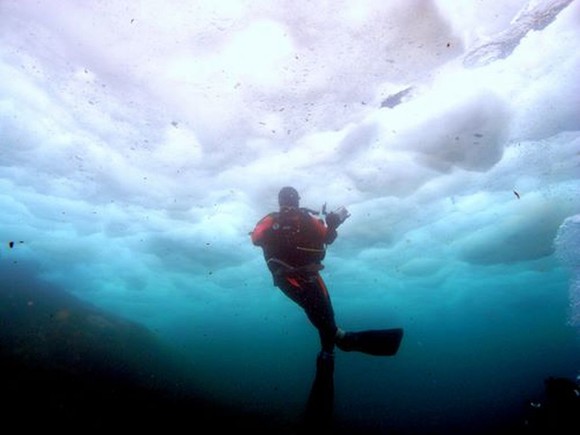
337,328,404,356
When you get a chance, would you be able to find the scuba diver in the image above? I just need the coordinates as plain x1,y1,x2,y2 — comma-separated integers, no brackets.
251,186,403,361
251,187,403,430
251,186,348,362
251,186,403,360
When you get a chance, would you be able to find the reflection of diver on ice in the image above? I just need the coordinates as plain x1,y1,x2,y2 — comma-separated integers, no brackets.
250,187,404,431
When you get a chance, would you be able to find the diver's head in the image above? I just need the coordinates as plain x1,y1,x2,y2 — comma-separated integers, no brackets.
278,186,300,208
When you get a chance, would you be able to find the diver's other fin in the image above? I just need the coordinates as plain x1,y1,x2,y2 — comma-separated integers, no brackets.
337,328,404,356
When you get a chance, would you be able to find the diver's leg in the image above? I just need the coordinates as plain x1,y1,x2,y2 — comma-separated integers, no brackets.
307,274,338,354
277,274,338,353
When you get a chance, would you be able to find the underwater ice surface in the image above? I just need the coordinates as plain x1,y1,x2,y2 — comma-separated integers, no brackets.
1,0,579,433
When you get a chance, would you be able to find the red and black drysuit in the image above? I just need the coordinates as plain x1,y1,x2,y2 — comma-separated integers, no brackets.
251,206,340,354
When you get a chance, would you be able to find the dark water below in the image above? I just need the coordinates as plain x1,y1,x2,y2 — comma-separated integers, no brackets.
2,261,578,434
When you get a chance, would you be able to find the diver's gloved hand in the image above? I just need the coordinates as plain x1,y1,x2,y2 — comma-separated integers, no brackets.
326,206,350,228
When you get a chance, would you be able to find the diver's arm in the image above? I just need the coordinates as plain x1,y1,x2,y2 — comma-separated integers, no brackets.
324,206,350,245
251,214,274,246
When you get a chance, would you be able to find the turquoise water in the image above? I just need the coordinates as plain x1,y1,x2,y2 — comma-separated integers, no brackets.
2,246,578,433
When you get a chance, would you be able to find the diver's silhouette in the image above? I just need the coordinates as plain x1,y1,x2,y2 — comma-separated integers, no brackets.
251,187,404,431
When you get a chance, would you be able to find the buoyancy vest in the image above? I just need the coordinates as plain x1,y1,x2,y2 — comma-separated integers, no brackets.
263,207,327,271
